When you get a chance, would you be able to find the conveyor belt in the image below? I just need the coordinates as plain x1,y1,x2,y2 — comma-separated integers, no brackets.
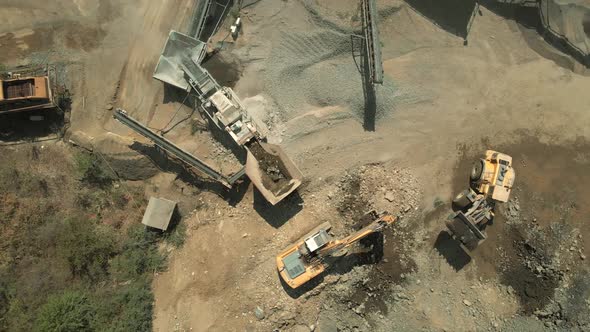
362,0,383,85
188,0,213,41
114,109,245,187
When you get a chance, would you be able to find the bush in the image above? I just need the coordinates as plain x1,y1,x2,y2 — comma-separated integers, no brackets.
110,225,165,280
35,291,95,332
163,220,187,248
92,280,154,332
229,4,240,19
55,219,117,281
4,297,30,332
75,186,130,216
0,166,45,197
0,148,165,332
74,152,116,188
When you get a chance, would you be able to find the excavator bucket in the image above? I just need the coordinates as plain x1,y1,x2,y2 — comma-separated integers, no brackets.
245,141,303,205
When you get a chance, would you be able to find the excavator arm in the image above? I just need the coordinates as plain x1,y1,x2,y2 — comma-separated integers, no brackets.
319,214,397,257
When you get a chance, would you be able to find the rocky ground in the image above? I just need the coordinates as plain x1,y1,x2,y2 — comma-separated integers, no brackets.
2,0,590,331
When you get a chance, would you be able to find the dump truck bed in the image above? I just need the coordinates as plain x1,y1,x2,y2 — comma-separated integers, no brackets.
246,141,303,205
0,76,54,114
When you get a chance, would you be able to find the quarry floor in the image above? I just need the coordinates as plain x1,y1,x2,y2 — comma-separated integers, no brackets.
1,0,590,331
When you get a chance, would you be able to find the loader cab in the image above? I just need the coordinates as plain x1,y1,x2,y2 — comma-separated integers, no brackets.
470,150,514,203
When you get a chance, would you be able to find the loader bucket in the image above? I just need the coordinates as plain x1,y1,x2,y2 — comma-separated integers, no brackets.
245,141,303,205
445,211,486,251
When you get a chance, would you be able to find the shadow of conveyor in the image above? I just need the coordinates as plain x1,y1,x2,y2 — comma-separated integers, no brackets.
359,35,377,132
130,141,249,205
352,30,377,131
478,0,589,69
404,0,479,42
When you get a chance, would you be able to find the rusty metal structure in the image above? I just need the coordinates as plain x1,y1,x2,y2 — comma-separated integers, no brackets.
0,75,55,114
361,0,383,85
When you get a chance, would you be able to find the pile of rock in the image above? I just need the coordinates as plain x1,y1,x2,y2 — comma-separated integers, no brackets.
336,164,421,225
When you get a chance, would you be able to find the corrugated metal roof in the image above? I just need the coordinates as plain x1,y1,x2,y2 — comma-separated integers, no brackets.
141,197,177,231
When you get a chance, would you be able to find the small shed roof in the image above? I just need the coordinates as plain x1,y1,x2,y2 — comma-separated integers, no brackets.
141,197,177,231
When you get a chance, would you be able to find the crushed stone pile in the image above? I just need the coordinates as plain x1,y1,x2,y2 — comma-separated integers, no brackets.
255,0,423,125
335,163,421,226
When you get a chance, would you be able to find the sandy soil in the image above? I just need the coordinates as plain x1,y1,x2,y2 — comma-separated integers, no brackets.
2,0,590,331
147,1,590,331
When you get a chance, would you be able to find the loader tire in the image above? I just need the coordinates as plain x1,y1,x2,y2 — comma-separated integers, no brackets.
452,189,472,211
470,159,484,181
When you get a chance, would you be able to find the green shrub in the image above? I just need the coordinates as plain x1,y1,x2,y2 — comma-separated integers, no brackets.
55,219,117,281
433,197,444,208
74,152,115,188
0,166,45,197
4,297,31,332
91,279,154,332
163,220,187,248
0,149,167,332
110,225,165,280
229,4,240,19
35,291,95,332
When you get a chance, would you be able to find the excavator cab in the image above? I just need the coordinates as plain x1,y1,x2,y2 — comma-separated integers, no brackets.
278,226,333,289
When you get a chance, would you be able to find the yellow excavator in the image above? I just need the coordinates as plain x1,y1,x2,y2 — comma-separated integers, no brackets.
446,150,516,250
277,211,397,289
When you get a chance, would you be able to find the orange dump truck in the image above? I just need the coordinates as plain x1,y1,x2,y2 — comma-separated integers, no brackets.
0,76,54,114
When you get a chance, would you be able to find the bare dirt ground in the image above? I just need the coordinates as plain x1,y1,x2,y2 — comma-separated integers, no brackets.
2,0,590,331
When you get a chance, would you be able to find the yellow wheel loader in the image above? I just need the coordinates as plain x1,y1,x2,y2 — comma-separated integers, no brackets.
446,150,515,250
277,211,397,289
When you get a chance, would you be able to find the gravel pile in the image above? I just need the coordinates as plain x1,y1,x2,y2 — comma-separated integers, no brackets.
260,0,420,126
336,164,421,226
